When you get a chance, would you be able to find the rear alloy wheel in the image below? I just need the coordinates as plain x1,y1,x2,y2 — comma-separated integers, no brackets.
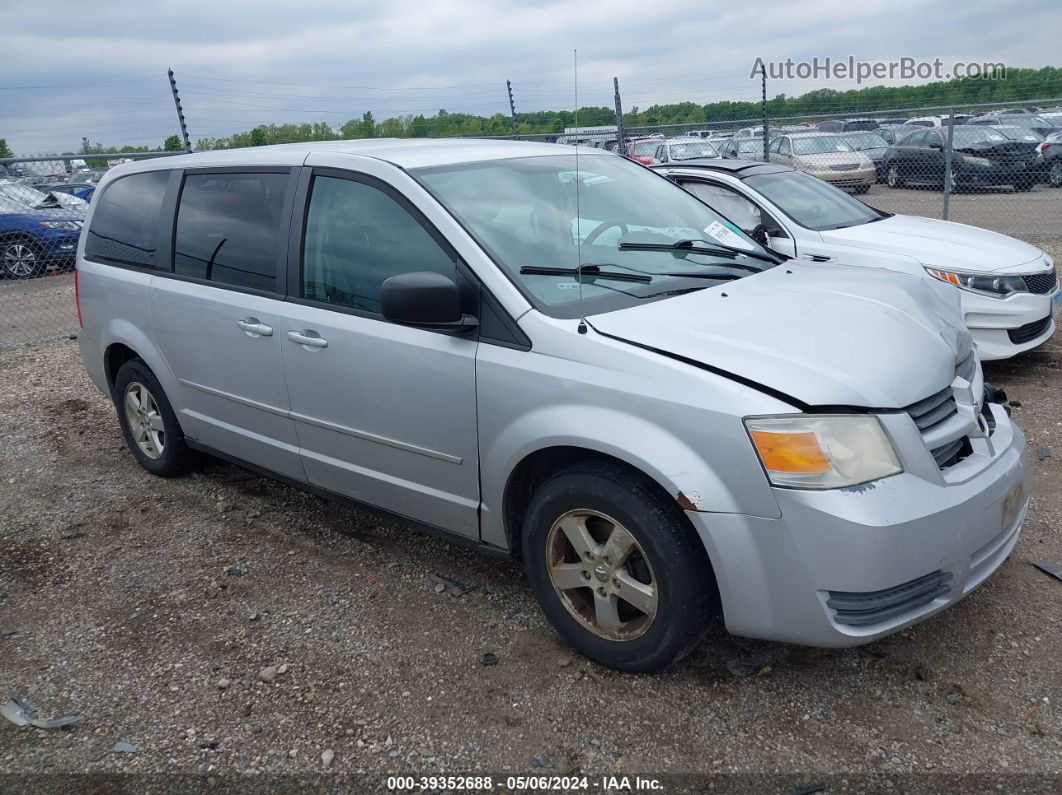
1,239,45,279
886,165,904,188
522,461,718,672
112,358,197,477
1049,161,1062,188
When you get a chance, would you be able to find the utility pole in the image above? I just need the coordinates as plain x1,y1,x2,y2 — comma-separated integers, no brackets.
168,68,192,152
942,107,956,220
506,79,519,139
760,63,769,162
613,77,626,154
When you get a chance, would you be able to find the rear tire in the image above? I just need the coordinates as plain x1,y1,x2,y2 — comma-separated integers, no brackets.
521,461,718,672
112,359,197,477
1049,161,1062,188
1,238,45,279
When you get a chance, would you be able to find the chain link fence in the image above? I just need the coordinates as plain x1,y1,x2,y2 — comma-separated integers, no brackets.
2,98,1061,351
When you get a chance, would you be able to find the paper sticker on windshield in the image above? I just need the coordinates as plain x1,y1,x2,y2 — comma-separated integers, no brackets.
704,221,756,250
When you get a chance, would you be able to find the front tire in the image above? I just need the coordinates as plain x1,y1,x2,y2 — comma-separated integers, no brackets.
886,164,904,188
521,461,717,672
1,238,45,279
112,359,196,477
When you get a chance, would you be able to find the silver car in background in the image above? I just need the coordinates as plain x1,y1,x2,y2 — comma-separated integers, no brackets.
76,140,1028,672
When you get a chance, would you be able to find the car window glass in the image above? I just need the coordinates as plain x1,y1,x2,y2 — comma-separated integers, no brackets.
301,176,454,314
792,136,855,155
744,170,882,231
415,154,770,317
682,181,764,231
780,139,791,154
174,173,287,291
84,170,170,268
667,142,719,160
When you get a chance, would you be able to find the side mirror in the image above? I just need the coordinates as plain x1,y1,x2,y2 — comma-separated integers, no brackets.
380,271,478,331
928,140,943,150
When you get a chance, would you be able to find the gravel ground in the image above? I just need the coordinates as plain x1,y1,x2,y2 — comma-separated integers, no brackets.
1,338,1061,793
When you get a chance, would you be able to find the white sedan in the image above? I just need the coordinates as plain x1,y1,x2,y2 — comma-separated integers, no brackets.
653,160,1059,360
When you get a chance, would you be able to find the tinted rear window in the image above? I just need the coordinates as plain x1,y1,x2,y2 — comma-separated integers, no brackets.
174,172,288,292
85,170,169,267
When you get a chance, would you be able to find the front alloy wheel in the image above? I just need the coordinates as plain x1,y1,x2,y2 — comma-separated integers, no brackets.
521,461,718,672
886,165,904,188
546,509,657,641
2,241,43,279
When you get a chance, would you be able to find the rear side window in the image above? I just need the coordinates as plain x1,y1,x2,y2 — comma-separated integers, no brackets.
84,170,169,267
174,172,288,292
301,176,454,314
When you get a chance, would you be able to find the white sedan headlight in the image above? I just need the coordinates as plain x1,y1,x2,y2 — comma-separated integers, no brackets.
745,415,902,489
925,267,1029,298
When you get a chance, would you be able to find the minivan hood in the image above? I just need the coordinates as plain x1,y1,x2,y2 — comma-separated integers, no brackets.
586,263,970,408
822,214,1044,272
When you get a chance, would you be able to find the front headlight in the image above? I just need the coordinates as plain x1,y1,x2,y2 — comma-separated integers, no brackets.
39,221,82,231
925,267,1028,298
961,155,993,167
745,415,902,489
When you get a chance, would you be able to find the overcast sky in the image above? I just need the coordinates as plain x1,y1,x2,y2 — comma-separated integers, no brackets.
2,0,1060,154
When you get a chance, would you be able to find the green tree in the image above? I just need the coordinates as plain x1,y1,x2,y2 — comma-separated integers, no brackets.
359,111,376,138
250,126,267,147
0,139,12,159
163,134,183,151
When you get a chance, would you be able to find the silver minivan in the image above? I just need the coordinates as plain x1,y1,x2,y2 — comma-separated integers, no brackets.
76,140,1029,672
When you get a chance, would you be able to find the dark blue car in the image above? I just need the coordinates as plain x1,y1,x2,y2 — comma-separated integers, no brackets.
0,182,86,279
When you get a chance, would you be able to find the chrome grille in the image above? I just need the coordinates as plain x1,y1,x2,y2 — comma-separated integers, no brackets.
1022,271,1057,294
829,164,859,171
905,386,958,433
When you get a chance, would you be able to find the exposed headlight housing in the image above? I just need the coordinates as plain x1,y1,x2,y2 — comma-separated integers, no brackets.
960,155,993,167
745,415,902,489
39,221,82,231
925,267,1029,298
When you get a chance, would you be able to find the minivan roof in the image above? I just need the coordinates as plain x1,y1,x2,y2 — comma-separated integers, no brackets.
109,138,595,175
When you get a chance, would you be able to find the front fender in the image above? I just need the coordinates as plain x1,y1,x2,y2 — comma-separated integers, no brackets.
479,403,781,550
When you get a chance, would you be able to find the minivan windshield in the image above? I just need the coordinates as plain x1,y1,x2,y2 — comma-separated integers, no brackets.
744,170,885,231
414,154,774,318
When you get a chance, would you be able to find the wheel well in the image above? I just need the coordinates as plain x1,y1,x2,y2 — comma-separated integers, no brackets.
104,343,140,390
502,446,700,559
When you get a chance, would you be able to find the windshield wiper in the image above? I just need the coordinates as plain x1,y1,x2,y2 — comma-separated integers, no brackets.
619,238,781,266
519,264,651,283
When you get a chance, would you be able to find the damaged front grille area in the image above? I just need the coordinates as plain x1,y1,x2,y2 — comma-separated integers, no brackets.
827,570,953,626
903,353,981,471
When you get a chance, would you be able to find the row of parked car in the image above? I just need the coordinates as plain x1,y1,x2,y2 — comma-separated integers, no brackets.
72,137,1054,672
615,110,1062,193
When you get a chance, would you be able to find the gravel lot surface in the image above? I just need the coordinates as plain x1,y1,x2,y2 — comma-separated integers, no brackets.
1,333,1061,793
